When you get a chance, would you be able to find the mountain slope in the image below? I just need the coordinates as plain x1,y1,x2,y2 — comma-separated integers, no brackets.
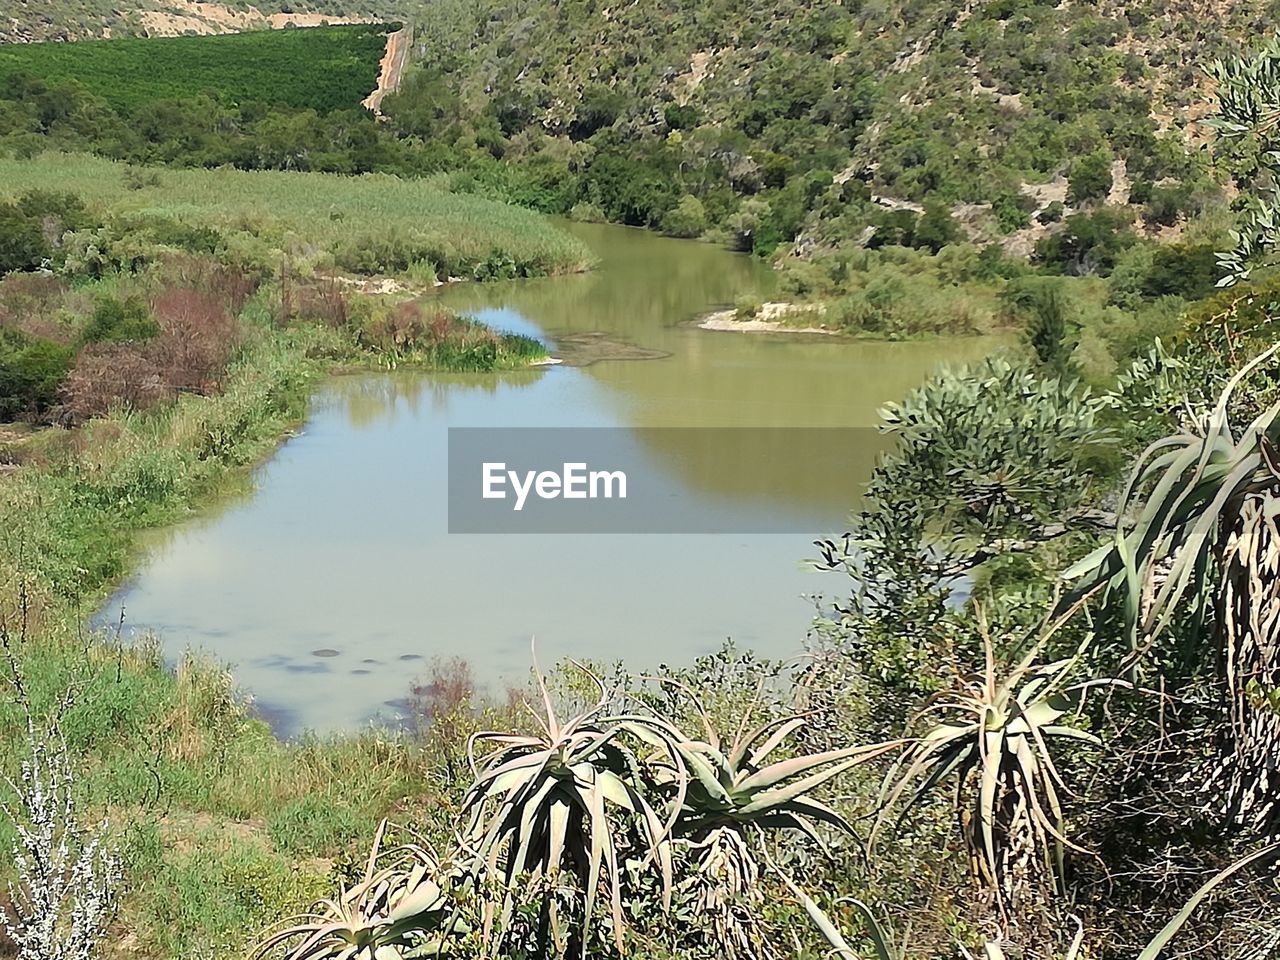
0,0,393,41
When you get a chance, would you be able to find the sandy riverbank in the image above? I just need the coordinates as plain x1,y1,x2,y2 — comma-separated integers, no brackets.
698,301,837,335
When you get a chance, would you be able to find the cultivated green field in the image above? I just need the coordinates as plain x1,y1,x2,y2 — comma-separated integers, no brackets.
0,154,595,279
0,24,390,112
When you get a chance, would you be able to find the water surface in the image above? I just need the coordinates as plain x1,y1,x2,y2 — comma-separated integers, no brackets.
106,223,992,735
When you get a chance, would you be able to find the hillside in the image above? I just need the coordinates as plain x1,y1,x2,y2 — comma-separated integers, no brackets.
0,24,391,112
0,0,396,41
381,0,1266,246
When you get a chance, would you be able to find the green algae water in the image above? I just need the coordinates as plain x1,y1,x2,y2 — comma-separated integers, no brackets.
105,223,994,735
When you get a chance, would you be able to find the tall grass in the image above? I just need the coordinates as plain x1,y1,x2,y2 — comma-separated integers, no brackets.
0,316,465,958
0,154,595,280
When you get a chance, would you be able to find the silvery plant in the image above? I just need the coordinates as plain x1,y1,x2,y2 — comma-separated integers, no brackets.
1,714,122,960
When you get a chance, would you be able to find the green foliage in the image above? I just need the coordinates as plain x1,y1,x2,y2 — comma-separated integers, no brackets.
877,629,1101,907
460,659,682,953
913,200,960,254
255,820,466,960
660,194,708,238
1141,242,1221,299
0,202,50,274
0,25,390,113
1067,150,1113,206
0,154,594,282
0,327,72,419
80,295,158,344
1060,348,1280,651
1203,37,1280,284
1036,209,1135,277
1016,282,1077,375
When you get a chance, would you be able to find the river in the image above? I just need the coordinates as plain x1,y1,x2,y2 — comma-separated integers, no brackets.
103,222,993,736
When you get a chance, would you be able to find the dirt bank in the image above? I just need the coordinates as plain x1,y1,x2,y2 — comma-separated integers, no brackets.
363,24,413,114
698,301,836,335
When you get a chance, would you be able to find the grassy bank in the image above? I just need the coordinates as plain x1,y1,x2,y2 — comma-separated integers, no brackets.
0,154,595,282
0,157,570,955
0,270,548,957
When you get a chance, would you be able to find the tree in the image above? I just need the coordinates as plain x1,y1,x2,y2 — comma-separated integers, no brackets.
1067,150,1113,205
913,199,959,253
660,194,707,238
0,203,48,276
1022,285,1076,376
1035,209,1134,276
1204,38,1280,284
0,329,72,420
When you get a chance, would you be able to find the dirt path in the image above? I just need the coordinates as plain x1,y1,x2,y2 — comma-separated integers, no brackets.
363,24,413,115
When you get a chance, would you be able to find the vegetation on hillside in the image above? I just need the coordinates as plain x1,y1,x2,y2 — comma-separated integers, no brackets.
0,25,390,113
0,0,1249,358
8,5,1280,960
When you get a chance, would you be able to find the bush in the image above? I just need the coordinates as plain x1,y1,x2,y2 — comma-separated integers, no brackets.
1067,150,1113,205
149,287,243,394
1141,242,1221,299
60,344,169,422
568,201,607,223
1035,208,1134,276
660,194,708,238
0,202,50,275
0,327,72,419
1037,201,1065,224
1022,285,1077,375
80,296,159,345
913,200,959,253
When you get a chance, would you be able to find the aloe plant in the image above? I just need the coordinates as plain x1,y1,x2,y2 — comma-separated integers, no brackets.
649,681,900,957
1061,346,1280,650
1062,346,1280,832
459,655,684,955
253,820,467,960
876,625,1100,911
661,689,899,841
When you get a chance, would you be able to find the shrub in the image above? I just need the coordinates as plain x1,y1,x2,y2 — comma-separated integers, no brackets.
149,287,243,395
1037,200,1065,224
80,295,159,345
660,194,708,238
60,344,169,422
1035,208,1134,276
0,327,72,419
0,202,49,275
1022,285,1077,375
0,272,69,342
568,201,607,223
664,103,699,130
1141,242,1220,299
1067,150,1113,205
913,200,959,253
992,190,1033,232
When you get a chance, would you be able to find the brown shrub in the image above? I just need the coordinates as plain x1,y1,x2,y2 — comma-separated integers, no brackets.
151,254,258,314
407,657,479,782
364,302,457,352
60,344,172,423
149,287,243,395
60,285,244,423
0,273,71,344
276,269,351,329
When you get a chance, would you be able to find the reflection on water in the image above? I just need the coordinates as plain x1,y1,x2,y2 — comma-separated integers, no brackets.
103,223,996,736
